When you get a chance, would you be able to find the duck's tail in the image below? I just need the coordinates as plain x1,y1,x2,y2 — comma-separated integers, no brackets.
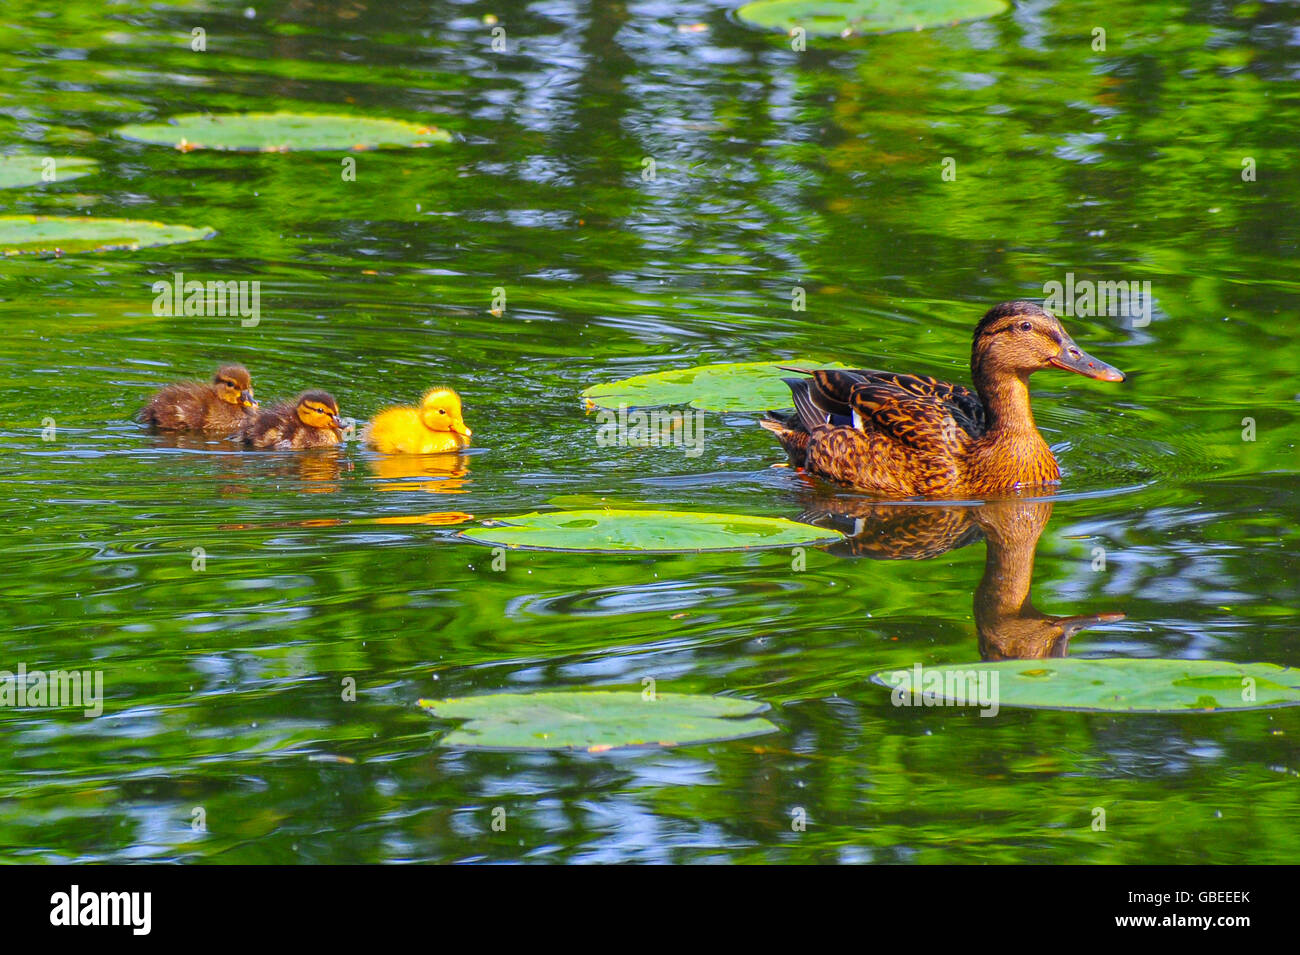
759,411,809,464
759,377,825,465
783,377,830,432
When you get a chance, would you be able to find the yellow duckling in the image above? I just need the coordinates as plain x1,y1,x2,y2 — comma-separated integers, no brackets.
363,387,472,454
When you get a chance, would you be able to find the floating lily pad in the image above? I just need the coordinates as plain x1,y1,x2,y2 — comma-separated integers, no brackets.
735,0,1009,36
0,156,97,189
115,112,452,152
582,359,847,412
419,690,778,751
870,658,1300,713
0,215,215,256
458,508,840,553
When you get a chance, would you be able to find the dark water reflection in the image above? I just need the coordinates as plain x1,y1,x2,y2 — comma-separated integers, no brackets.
803,496,1126,659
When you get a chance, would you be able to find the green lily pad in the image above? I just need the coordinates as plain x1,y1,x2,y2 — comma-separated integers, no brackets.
735,0,1010,37
870,658,1300,713
419,690,779,751
0,216,215,256
115,112,452,152
458,508,841,553
0,156,97,189
582,359,846,412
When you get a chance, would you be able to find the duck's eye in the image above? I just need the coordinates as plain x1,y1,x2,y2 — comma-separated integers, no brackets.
438,409,446,415
1018,321,1033,331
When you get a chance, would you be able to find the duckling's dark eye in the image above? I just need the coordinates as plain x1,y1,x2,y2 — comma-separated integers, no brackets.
438,409,446,415
1018,321,1033,331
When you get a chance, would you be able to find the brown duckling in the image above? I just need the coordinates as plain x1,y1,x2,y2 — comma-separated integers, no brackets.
139,364,257,434
237,390,344,450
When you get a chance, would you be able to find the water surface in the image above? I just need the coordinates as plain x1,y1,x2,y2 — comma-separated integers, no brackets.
1,0,1297,863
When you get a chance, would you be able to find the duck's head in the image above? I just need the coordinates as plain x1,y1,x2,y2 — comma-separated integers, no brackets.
419,387,472,439
295,390,343,432
214,364,257,409
972,302,1125,384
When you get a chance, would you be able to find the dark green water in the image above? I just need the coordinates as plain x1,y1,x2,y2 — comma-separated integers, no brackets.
1,0,1297,862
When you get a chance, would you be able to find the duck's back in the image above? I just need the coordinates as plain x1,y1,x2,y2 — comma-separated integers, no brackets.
806,369,986,438
141,382,212,431
764,367,983,495
239,403,336,450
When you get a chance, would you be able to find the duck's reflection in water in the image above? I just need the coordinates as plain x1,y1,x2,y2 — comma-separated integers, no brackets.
292,450,351,493
367,453,471,494
212,447,352,497
146,431,353,493
799,497,1124,660
144,431,237,453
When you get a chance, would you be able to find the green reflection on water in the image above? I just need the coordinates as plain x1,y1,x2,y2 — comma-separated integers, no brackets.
0,0,1297,863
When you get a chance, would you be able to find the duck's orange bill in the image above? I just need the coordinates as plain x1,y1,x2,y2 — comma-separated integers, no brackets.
1049,341,1125,382
453,423,473,438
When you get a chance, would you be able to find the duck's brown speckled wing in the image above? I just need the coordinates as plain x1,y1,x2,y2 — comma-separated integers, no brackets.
860,372,985,437
767,366,986,494
848,379,970,456
802,369,868,422
800,369,985,437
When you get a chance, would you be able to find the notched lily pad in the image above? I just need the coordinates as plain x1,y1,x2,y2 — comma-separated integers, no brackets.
736,0,1010,37
457,508,841,553
582,359,846,412
0,215,215,256
419,690,779,751
115,112,453,152
0,156,98,189
870,658,1300,713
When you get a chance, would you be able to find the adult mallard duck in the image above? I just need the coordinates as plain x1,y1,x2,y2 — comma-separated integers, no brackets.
761,302,1125,496
236,390,344,450
362,387,472,455
139,364,257,434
